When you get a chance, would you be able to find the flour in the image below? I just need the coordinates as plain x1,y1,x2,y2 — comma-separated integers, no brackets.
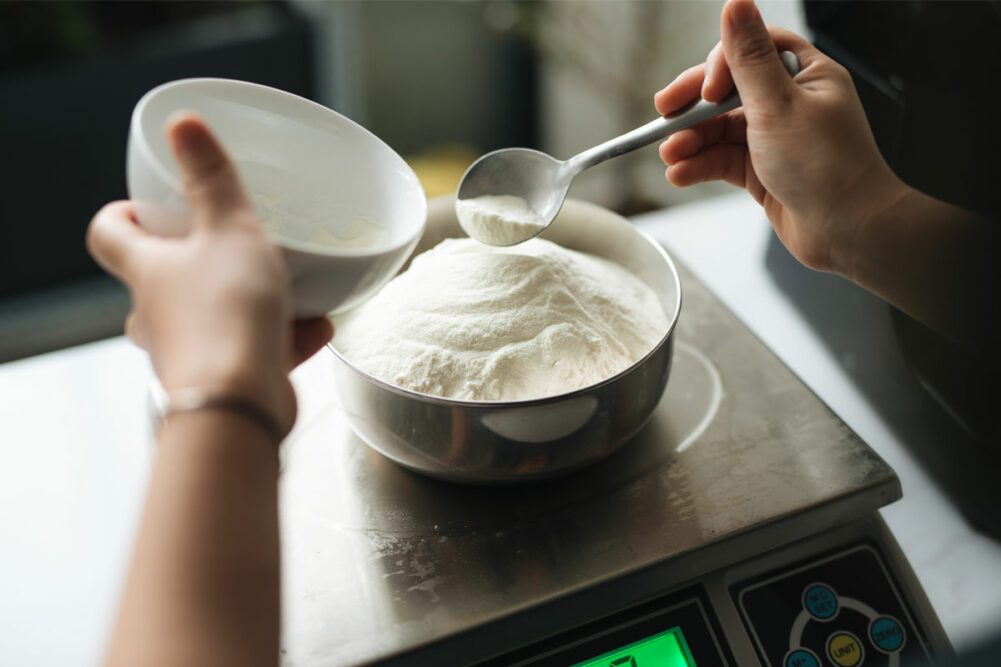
456,194,546,246
332,237,669,401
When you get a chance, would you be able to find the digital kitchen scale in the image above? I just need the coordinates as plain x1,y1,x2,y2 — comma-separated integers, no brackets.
279,261,951,666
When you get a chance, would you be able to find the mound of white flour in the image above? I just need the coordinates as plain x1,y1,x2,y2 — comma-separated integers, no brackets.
332,237,669,401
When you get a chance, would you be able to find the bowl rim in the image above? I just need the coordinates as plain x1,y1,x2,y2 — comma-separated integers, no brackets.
327,198,683,407
130,77,427,259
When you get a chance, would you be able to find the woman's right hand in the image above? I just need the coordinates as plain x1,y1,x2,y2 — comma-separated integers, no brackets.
654,0,908,280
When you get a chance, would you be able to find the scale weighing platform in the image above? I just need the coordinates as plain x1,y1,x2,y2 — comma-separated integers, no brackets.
279,261,950,666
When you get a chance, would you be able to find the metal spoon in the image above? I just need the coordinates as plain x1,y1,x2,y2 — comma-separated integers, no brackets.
456,51,800,246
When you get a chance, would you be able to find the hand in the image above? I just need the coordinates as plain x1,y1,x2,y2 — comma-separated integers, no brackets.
654,0,907,277
87,115,333,435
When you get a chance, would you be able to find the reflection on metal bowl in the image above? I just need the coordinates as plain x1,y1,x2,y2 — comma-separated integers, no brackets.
328,196,682,484
481,396,599,443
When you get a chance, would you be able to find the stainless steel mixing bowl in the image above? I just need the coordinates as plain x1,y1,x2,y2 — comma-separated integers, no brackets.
328,195,681,483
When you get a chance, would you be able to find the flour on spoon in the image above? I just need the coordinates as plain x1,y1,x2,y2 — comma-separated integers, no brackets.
456,194,546,246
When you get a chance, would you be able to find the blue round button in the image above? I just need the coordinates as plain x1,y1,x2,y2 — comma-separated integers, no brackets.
802,583,839,620
869,615,906,652
784,648,821,667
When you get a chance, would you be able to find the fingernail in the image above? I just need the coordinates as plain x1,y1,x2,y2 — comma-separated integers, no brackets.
730,0,759,27
702,61,714,99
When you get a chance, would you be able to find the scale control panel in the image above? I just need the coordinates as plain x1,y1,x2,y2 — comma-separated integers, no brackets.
470,522,946,667
733,544,932,667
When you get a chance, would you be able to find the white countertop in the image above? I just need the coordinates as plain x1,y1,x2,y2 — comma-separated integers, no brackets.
1,192,998,665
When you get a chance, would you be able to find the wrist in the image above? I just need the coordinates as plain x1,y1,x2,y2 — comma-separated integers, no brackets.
828,165,911,284
157,349,295,435
160,387,288,446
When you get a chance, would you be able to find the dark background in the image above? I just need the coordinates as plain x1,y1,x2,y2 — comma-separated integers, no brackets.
0,2,315,298
805,0,1001,217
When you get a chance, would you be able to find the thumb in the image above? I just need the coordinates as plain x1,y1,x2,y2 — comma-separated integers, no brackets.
720,0,794,114
167,113,252,228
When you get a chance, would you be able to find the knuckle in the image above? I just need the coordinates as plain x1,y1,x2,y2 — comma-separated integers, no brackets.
182,147,229,181
86,204,118,257
817,58,854,87
826,59,850,81
736,34,778,65
837,65,857,88
84,217,101,255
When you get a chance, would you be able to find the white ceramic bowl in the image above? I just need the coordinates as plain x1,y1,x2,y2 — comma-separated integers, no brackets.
127,78,426,316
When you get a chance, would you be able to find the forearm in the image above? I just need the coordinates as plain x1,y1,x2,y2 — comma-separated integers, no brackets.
844,181,995,351
106,411,281,667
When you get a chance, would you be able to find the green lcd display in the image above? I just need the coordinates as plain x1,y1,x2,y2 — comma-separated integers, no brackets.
570,626,696,667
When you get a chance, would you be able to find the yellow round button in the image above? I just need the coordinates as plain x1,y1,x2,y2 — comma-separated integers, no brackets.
827,631,864,667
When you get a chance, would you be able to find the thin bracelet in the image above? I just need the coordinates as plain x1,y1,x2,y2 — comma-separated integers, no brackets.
159,387,287,447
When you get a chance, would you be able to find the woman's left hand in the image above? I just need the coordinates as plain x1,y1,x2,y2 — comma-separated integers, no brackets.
87,114,332,436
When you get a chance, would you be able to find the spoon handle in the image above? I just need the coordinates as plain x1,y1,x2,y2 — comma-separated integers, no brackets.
565,51,800,175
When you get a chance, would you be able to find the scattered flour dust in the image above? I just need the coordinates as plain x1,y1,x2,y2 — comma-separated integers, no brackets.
332,237,669,401
456,194,546,245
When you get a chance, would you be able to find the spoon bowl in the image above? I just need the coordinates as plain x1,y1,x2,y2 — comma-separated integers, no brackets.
455,148,570,246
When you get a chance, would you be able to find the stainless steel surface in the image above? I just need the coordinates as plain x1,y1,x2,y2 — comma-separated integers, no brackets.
328,196,682,483
455,52,801,245
280,256,899,666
